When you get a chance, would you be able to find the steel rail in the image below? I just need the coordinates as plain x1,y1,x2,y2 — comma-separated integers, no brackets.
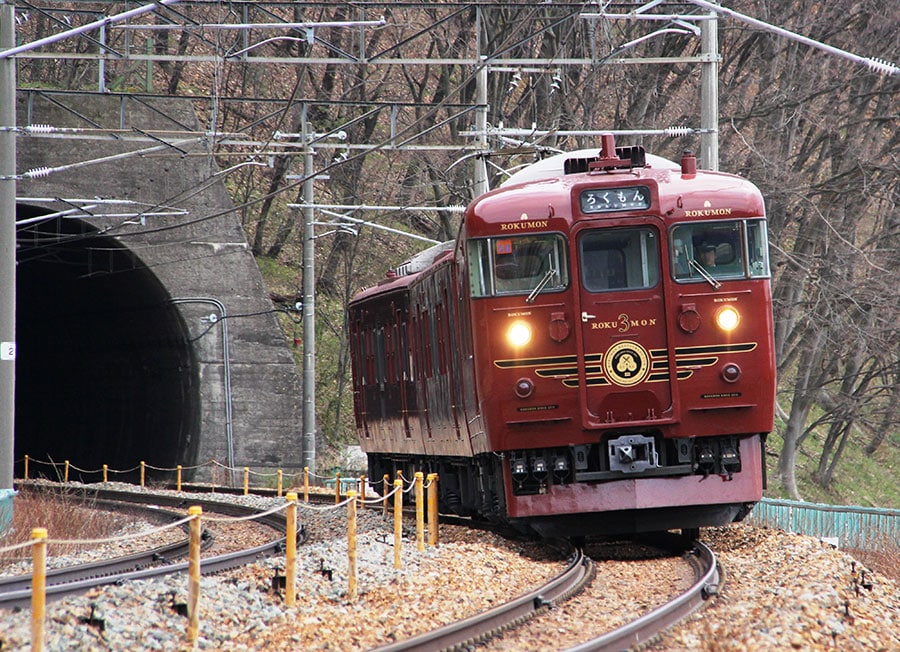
370,534,718,652
0,499,195,594
371,544,593,652
0,484,291,611
563,539,719,652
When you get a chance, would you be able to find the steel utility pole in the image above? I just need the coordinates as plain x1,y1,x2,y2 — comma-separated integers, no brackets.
700,3,719,171
0,0,17,492
301,109,316,475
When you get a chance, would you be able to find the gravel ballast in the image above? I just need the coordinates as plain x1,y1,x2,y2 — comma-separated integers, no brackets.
1,486,897,651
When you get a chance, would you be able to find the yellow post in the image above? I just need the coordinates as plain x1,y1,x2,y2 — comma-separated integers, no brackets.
347,490,358,602
414,472,424,552
177,465,182,492
31,527,48,652
140,460,146,488
277,469,283,497
243,467,249,495
187,506,202,645
285,493,297,607
427,473,439,546
393,478,403,569
303,467,310,502
24,454,28,480
102,464,108,483
335,471,341,504
64,460,69,483
382,474,389,516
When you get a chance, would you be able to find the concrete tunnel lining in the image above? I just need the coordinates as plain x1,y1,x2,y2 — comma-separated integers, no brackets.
15,208,200,482
15,91,305,483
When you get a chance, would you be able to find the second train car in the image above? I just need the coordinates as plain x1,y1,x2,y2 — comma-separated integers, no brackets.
348,135,775,537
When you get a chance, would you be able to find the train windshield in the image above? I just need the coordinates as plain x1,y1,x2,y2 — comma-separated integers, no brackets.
579,227,660,292
467,234,569,298
671,219,770,283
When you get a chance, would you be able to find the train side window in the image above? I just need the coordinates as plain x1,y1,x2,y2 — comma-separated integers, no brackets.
746,220,771,278
374,325,386,386
579,227,659,292
467,239,493,297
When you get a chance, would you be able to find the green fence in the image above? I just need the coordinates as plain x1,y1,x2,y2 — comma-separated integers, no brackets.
748,498,900,550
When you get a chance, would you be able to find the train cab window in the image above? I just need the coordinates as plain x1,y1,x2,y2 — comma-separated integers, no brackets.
672,219,770,283
467,234,568,298
579,227,659,292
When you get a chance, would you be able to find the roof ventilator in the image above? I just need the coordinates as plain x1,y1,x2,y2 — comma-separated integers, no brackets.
563,133,646,175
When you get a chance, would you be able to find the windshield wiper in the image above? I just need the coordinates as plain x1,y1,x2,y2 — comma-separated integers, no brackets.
688,258,722,289
526,267,558,304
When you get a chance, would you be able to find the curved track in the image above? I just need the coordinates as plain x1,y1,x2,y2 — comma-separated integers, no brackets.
563,538,719,652
0,484,290,611
373,543,592,652
3,483,719,651
375,535,718,652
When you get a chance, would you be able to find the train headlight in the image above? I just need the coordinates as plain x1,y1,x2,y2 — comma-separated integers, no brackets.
506,321,533,347
715,306,740,332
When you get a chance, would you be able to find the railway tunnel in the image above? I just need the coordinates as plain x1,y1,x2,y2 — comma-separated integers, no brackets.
15,207,199,481
13,91,304,483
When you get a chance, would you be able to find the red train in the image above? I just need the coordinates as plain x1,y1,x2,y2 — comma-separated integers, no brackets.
348,135,775,538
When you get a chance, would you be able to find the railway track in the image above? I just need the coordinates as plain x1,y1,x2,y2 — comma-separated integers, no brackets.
563,537,719,652
2,483,719,650
372,533,718,652
0,484,290,611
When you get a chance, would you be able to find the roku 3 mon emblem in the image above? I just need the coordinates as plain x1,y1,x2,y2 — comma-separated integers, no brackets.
603,340,650,387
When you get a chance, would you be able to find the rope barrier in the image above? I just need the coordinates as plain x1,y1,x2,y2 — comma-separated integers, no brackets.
15,456,358,490
104,464,144,474
43,516,194,547
7,459,443,649
0,539,37,555
12,458,438,519
204,502,287,523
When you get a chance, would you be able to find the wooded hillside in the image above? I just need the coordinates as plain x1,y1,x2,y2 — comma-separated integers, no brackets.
13,1,898,501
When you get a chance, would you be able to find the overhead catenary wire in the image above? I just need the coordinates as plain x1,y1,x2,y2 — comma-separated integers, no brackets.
0,0,185,60
683,0,898,77
8,0,892,314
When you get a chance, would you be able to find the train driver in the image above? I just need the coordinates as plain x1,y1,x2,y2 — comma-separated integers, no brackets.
696,243,717,270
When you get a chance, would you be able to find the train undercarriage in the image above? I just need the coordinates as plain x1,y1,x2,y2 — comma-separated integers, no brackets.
366,432,764,539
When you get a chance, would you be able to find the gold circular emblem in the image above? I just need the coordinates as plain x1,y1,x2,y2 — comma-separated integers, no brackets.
603,340,650,387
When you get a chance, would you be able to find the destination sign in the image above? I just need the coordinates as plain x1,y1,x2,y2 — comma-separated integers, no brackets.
580,185,651,214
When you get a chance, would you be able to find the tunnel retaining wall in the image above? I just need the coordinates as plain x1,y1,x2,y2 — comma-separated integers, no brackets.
15,90,304,481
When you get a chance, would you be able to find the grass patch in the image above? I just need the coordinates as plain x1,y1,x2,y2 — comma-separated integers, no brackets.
0,487,124,567
765,425,900,508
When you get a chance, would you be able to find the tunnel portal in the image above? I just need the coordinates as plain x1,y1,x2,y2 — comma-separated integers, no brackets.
15,208,200,482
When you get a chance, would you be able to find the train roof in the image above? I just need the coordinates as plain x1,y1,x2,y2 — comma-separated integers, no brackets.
468,138,765,230
501,148,680,187
349,240,454,304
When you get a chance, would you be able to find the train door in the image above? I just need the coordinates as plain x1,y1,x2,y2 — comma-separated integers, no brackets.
574,221,672,429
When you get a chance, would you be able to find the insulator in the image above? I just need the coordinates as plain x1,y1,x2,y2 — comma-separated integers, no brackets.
664,126,694,136
866,58,898,75
26,124,55,134
24,167,53,179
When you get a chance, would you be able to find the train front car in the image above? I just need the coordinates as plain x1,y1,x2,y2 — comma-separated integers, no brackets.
465,135,775,537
